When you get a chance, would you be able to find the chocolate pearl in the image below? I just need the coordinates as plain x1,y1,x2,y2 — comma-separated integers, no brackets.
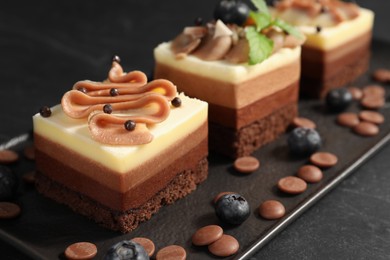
372,68,390,83
64,242,97,260
39,106,52,117
353,122,379,137
310,152,338,168
360,96,385,110
277,176,307,194
213,191,235,204
24,145,35,160
77,87,87,94
363,85,385,98
131,237,155,257
208,234,239,257
234,156,260,174
292,117,316,129
156,245,186,260
192,225,223,246
348,87,363,100
0,202,21,219
297,165,323,183
23,171,36,184
112,55,121,63
0,150,19,164
171,97,182,107
259,200,286,220
124,120,136,131
109,88,119,96
103,104,113,114
336,112,359,128
194,17,203,26
359,110,385,125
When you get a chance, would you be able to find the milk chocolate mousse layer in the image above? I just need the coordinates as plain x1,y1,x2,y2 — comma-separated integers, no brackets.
35,122,208,211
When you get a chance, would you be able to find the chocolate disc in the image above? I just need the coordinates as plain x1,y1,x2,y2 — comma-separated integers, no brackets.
0,150,19,164
292,117,316,129
359,110,385,125
277,176,307,194
156,245,186,260
208,234,239,257
297,165,323,183
353,122,379,137
362,84,386,98
310,152,338,168
234,156,260,174
64,242,97,260
372,68,390,83
258,200,286,220
213,191,236,204
192,225,223,246
360,96,385,110
336,112,359,128
131,237,155,257
0,202,21,219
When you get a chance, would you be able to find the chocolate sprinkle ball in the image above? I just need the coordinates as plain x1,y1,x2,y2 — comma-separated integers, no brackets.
112,55,121,63
297,165,323,183
208,234,239,257
259,200,286,220
131,237,155,257
103,104,113,114
77,87,87,94
234,156,260,174
156,245,186,260
124,120,136,131
64,242,97,260
336,112,360,128
171,97,182,107
310,152,338,168
110,88,119,96
277,176,307,194
192,225,223,246
353,122,379,137
39,106,52,117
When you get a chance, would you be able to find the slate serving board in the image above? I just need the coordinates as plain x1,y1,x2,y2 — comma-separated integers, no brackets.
0,39,389,260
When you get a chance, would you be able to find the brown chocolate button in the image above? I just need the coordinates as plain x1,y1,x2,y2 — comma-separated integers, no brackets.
156,245,186,260
234,156,260,174
64,242,97,260
192,225,223,246
362,85,385,98
372,68,390,83
208,234,239,257
310,152,338,168
277,176,307,194
131,237,155,257
0,150,19,164
292,117,316,129
359,110,385,125
348,87,363,100
353,122,379,137
336,112,359,128
360,96,385,110
258,200,286,220
24,145,35,160
23,171,36,184
213,191,235,204
0,202,21,219
297,165,323,183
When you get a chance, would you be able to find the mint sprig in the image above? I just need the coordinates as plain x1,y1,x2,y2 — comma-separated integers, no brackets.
251,0,270,19
273,18,304,40
246,26,274,65
249,11,271,31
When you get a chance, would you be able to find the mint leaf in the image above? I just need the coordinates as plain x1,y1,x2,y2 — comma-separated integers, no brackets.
251,0,270,18
246,26,274,65
273,18,304,40
249,11,271,31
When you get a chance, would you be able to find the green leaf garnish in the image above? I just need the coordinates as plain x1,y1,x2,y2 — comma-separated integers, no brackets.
273,18,304,40
249,10,271,32
251,0,270,18
246,26,274,65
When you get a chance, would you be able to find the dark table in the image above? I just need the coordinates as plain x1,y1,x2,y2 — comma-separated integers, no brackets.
1,1,389,259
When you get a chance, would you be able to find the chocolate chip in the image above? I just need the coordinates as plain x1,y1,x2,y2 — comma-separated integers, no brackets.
192,225,223,246
363,85,385,98
39,106,52,117
348,87,363,100
112,55,121,63
24,145,35,160
208,234,239,257
23,171,36,184
360,96,385,110
353,122,379,137
372,68,390,83
233,156,260,174
124,120,136,131
213,191,235,204
359,110,385,125
156,245,186,260
0,202,21,219
109,88,119,96
131,237,155,257
258,200,286,220
103,104,113,114
64,242,97,260
292,117,316,129
336,112,360,128
0,150,19,164
171,97,182,107
277,176,307,194
297,165,323,183
310,152,338,168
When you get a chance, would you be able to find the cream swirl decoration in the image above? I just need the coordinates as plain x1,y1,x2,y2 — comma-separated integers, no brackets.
61,58,177,145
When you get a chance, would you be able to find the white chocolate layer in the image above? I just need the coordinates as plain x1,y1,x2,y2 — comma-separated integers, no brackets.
154,43,301,84
33,93,208,173
273,8,374,50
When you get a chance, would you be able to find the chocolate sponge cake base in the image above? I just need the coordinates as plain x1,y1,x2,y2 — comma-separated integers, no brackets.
210,102,297,158
35,157,208,233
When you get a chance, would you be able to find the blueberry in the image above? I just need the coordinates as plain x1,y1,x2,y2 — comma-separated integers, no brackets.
104,240,149,260
213,0,250,26
0,166,18,200
288,127,322,156
325,88,353,112
215,193,250,225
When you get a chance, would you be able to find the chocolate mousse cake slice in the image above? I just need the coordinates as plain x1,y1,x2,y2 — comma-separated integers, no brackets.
33,58,208,233
154,0,305,158
272,0,374,98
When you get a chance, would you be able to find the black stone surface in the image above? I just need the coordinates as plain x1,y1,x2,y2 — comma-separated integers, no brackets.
0,1,389,259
